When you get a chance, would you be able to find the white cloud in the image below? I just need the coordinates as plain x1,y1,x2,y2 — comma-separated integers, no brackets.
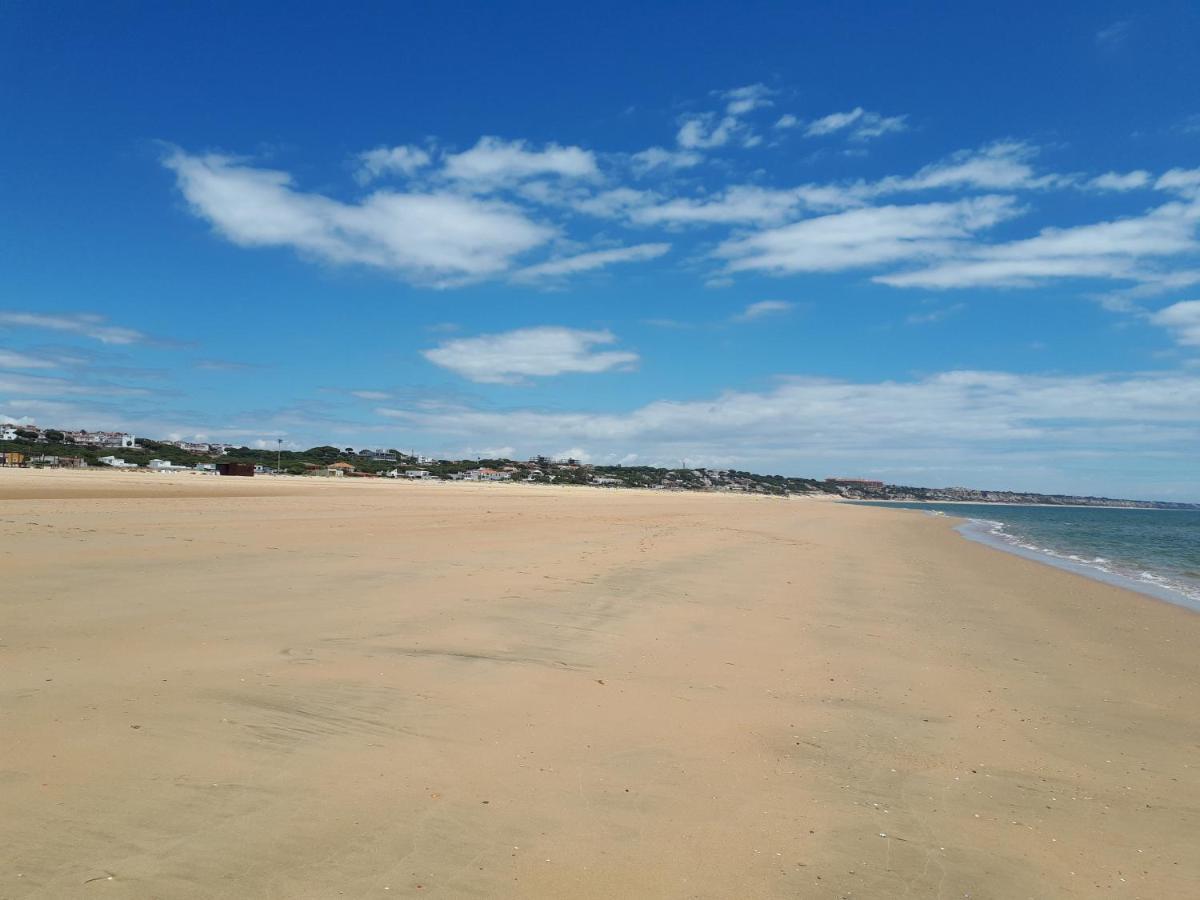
732,300,793,322
0,349,58,369
1087,170,1151,191
375,368,1200,494
422,326,639,384
632,186,809,226
441,137,597,182
906,302,965,325
673,85,774,152
511,243,670,282
355,144,432,183
1152,300,1200,346
881,198,1200,289
0,311,150,345
676,114,741,149
626,143,1057,233
805,107,907,141
630,146,703,174
805,108,863,136
774,114,800,130
165,149,555,284
1156,168,1200,198
570,187,658,218
195,359,256,372
0,371,151,397
349,390,392,401
1095,19,1131,47
872,141,1054,194
717,195,1019,275
721,83,774,116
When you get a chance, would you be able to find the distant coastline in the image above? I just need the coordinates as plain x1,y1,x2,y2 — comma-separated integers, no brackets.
3,425,1196,508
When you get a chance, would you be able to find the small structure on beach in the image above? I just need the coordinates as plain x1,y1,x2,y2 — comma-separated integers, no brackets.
32,455,87,468
98,455,138,468
1,451,26,467
216,462,255,477
149,459,192,472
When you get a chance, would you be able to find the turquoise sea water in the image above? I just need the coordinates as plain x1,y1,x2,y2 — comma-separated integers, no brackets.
851,502,1200,612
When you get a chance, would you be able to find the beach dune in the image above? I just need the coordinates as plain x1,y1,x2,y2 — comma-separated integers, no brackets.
2,469,1198,898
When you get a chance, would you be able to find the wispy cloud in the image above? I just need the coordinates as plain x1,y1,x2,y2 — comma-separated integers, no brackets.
0,348,59,369
1086,170,1152,192
348,389,392,401
164,149,556,285
355,144,432,183
880,198,1200,289
374,368,1200,494
0,311,151,345
720,83,775,116
674,84,774,151
1095,19,1131,48
906,302,965,325
0,371,154,398
442,137,597,183
717,196,1020,276
1152,300,1200,346
629,146,703,174
422,326,639,384
732,300,793,322
804,107,908,141
195,358,260,372
510,243,670,283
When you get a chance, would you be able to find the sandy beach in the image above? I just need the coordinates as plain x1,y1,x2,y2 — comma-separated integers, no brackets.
2,468,1198,899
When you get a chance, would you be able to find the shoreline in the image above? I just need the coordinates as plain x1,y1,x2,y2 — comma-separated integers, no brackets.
849,499,1200,613
844,497,1198,511
4,469,1200,897
954,516,1200,613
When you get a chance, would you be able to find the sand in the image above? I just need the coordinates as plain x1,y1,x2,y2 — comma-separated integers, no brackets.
2,467,1198,898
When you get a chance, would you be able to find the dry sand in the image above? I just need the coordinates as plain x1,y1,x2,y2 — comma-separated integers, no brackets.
2,468,1198,898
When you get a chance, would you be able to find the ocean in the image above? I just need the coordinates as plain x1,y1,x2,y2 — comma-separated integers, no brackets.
851,502,1200,612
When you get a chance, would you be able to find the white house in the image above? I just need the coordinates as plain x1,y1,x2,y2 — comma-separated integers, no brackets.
98,455,137,468
149,459,191,472
70,431,135,449
405,469,432,479
0,425,17,441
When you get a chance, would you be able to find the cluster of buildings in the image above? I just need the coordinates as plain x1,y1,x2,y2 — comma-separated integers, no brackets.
164,440,234,455
1,425,138,449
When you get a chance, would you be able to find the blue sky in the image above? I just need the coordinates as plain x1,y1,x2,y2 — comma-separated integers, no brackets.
2,1,1199,499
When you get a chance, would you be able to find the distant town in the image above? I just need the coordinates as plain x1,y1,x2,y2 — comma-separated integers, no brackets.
2,422,1196,510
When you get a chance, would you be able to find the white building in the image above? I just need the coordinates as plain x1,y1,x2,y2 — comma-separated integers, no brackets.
149,459,191,472
98,455,138,468
70,431,135,449
455,467,510,482
1,425,17,441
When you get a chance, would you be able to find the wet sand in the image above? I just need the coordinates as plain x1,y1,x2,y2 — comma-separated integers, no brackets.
2,468,1198,898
